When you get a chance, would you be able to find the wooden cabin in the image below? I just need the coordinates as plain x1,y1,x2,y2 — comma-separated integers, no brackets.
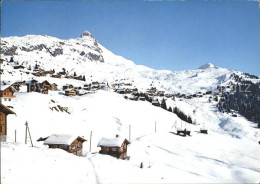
0,103,15,137
39,80,51,94
116,88,126,94
65,89,76,96
32,72,46,77
177,128,191,136
63,84,74,90
65,75,73,79
200,128,208,134
139,96,146,101
74,76,83,81
11,82,21,91
152,100,160,107
13,65,25,69
97,135,130,159
0,85,16,101
48,70,55,75
58,71,66,75
50,83,58,91
51,74,61,79
44,134,87,156
18,81,26,86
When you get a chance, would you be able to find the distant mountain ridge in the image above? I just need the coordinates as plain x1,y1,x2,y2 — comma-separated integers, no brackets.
1,31,259,94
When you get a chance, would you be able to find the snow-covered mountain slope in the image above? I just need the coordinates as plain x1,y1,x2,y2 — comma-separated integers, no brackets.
2,31,259,94
2,90,260,183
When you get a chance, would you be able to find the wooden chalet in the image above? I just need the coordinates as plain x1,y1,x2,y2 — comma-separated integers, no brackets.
63,84,74,90
116,88,126,94
13,65,25,69
44,134,87,156
51,74,61,79
58,71,66,75
91,81,99,88
138,96,146,101
152,100,160,107
11,82,21,91
177,128,191,136
0,58,4,64
74,76,83,81
32,72,46,77
200,128,208,134
83,84,91,91
0,103,15,138
18,81,26,85
39,80,51,94
97,135,130,159
50,83,58,91
65,75,73,79
0,85,16,101
65,89,76,96
48,70,55,75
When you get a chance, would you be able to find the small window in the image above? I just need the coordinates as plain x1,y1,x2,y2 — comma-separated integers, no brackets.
111,148,117,152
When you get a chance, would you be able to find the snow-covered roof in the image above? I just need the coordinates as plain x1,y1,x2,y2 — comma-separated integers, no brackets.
1,85,12,91
44,134,86,145
152,100,159,103
25,80,38,84
65,89,75,92
97,137,129,147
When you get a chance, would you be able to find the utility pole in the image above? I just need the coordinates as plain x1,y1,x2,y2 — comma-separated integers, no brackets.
15,129,16,142
25,122,33,147
89,131,92,152
155,121,157,133
25,122,28,144
129,125,131,141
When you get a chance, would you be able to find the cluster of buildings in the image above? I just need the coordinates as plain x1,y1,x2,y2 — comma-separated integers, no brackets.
63,81,109,97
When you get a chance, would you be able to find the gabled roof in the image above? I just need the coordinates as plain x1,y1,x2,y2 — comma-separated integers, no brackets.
65,89,76,92
97,137,130,147
41,80,51,86
44,134,87,145
0,85,17,92
26,80,38,84
0,103,16,115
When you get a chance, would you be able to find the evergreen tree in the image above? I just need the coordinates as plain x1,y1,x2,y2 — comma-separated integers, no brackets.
161,98,167,110
10,57,14,63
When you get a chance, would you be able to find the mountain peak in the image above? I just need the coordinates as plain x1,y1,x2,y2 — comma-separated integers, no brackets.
198,62,217,69
79,30,94,38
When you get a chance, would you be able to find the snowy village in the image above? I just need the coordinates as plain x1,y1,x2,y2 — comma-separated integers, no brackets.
1,1,260,184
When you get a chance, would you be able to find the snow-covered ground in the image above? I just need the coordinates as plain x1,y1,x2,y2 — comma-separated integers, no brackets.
1,31,260,183
1,90,260,184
